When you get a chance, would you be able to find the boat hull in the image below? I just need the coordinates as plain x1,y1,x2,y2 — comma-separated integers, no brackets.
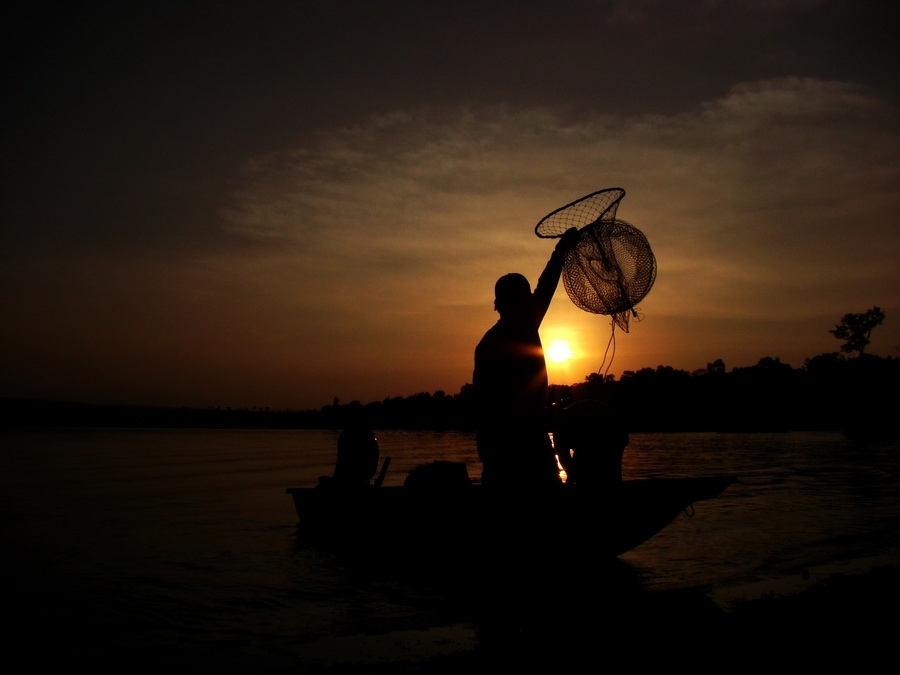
286,476,735,557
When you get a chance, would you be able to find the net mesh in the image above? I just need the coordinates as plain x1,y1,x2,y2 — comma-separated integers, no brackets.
562,219,656,332
536,187,656,332
534,187,625,238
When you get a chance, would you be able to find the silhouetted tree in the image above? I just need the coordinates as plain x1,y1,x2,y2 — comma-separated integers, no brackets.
829,306,886,357
803,352,843,372
753,356,792,372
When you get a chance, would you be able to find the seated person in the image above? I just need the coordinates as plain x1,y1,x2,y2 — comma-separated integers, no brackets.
327,426,380,487
553,399,629,488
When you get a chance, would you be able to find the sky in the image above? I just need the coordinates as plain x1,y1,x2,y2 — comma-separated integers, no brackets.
2,0,899,411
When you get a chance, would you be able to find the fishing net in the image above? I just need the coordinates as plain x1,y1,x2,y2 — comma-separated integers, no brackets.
535,188,656,332
534,187,625,239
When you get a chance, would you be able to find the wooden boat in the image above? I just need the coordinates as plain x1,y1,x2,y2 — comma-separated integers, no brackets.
286,466,735,558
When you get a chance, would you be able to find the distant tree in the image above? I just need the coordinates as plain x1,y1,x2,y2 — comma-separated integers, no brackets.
804,352,842,370
753,356,792,372
829,306,886,357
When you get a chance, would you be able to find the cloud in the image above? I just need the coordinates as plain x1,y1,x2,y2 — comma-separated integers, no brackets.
6,75,896,409
222,77,899,326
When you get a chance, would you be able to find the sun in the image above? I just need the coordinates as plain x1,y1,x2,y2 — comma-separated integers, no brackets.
547,339,573,363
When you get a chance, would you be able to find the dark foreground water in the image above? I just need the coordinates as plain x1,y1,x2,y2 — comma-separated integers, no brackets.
3,429,899,670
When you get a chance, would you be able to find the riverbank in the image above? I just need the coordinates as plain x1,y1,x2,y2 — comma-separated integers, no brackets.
16,561,898,673
287,563,900,673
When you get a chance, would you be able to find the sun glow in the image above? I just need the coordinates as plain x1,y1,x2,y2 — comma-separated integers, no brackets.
547,339,573,363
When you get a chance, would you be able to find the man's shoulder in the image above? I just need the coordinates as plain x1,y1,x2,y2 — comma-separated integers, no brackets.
476,320,510,344
475,323,506,359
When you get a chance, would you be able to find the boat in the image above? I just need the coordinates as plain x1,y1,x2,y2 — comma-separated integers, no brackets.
286,462,735,558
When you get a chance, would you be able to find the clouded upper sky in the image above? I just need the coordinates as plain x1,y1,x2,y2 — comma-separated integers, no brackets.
3,0,898,410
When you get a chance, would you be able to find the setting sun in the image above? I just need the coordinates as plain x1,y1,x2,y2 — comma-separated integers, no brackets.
547,339,573,363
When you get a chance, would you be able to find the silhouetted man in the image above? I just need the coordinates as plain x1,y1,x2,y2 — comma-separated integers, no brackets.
473,228,579,487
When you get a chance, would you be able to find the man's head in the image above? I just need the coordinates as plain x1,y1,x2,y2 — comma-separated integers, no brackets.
494,273,531,315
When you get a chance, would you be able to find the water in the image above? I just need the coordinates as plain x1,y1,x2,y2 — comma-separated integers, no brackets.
3,428,900,668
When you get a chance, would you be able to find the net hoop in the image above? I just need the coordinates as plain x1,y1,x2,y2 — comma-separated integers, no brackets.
534,187,626,239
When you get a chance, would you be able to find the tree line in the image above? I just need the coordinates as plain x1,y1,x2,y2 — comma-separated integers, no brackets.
4,308,896,437
257,306,898,437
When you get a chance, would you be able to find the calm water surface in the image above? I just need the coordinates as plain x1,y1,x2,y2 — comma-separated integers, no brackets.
3,428,899,667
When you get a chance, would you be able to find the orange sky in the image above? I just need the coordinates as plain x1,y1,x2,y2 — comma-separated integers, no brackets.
2,2,898,410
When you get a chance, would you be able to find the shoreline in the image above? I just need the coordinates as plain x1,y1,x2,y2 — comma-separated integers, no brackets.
19,562,900,672
287,562,900,672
